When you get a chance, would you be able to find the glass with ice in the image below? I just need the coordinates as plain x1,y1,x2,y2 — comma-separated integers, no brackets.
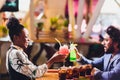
55,38,69,67
59,45,69,56
59,45,69,67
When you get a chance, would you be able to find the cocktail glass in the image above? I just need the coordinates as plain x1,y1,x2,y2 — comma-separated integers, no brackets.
59,45,69,67
55,38,69,67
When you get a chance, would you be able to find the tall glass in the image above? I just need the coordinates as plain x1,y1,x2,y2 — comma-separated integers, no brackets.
59,45,69,67
55,38,69,67
69,43,78,63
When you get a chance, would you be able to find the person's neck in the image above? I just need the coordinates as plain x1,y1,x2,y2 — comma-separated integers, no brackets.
13,43,24,49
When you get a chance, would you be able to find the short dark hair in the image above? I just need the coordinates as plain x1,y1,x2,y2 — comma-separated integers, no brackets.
6,17,24,42
106,25,120,48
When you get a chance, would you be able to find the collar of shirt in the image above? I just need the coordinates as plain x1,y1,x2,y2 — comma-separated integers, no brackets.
11,45,23,52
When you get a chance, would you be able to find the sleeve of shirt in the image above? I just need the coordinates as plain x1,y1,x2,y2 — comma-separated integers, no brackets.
76,54,93,64
76,54,105,72
93,61,120,80
9,50,48,78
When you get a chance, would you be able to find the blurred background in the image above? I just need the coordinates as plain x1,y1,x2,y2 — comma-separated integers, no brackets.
0,0,120,80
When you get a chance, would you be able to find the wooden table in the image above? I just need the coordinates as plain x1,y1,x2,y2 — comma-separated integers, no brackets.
36,72,59,80
36,69,90,80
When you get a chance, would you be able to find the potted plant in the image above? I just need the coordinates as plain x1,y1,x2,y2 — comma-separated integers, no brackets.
63,19,69,28
37,22,44,31
36,22,44,39
0,26,8,37
50,17,59,32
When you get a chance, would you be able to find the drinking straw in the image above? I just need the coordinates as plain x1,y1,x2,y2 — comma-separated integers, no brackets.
55,38,62,47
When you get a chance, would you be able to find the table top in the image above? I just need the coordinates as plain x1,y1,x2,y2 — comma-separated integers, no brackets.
36,69,90,80
36,72,59,80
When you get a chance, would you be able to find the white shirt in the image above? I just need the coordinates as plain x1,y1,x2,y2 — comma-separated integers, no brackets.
6,45,48,78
